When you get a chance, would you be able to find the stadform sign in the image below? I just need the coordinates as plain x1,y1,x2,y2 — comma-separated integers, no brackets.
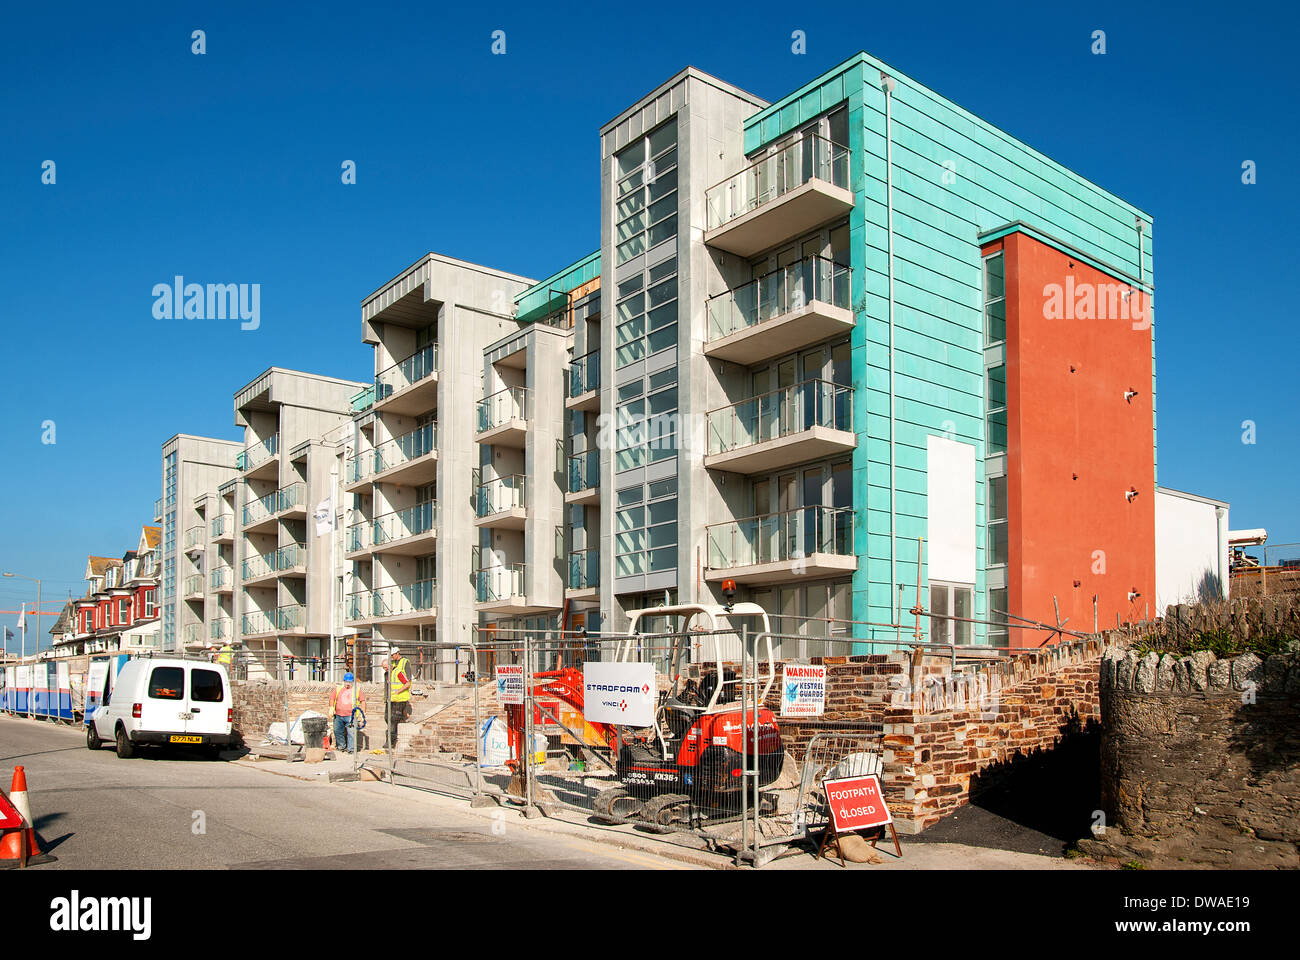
583,662,656,727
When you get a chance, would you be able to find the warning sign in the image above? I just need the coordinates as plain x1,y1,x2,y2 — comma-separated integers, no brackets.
780,664,826,717
824,775,892,833
495,665,524,706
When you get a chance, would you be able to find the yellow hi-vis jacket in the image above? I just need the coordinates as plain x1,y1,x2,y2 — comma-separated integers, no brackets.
217,644,234,666
389,657,412,702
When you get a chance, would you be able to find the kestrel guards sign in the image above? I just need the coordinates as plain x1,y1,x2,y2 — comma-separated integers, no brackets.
781,664,826,717
495,664,524,706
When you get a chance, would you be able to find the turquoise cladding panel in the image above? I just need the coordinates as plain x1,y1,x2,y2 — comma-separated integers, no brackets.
744,53,1153,647
515,250,601,323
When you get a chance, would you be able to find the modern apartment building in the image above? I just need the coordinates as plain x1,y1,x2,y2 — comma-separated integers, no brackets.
232,368,365,674
159,434,241,653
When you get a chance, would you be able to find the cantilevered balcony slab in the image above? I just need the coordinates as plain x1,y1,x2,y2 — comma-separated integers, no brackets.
704,301,854,366
705,553,857,587
704,426,856,475
373,374,439,417
475,596,557,615
704,180,855,258
475,418,528,448
371,450,438,488
474,506,527,531
565,389,600,413
564,486,600,507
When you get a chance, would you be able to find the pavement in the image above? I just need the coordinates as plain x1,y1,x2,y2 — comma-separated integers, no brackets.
1,712,1095,871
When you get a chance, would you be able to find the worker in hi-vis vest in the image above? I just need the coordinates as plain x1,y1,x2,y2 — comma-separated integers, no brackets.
385,647,412,748
217,643,234,667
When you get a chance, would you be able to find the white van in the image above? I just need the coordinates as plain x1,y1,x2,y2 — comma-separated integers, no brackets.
87,657,235,759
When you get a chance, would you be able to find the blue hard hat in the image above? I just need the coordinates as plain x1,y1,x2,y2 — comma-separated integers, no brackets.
343,672,355,683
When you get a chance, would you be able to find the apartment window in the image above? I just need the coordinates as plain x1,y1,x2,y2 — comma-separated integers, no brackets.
615,478,678,576
986,365,1007,454
143,589,156,618
988,586,1009,647
118,598,131,623
984,252,1006,344
930,581,973,645
987,474,1007,565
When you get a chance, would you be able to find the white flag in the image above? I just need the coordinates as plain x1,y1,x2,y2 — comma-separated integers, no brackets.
314,498,334,537
16,603,25,632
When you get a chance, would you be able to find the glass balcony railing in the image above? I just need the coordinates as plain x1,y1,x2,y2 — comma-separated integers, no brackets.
243,490,279,527
209,566,231,590
476,563,525,604
568,349,599,398
275,604,305,630
236,434,279,472
373,500,437,547
345,451,370,485
274,543,306,573
568,549,599,591
241,604,303,635
210,618,232,641
372,579,436,618
567,450,599,494
350,384,375,413
375,343,437,402
706,255,851,341
184,526,204,550
154,497,164,522
705,132,850,231
476,386,530,434
182,622,204,645
707,505,855,569
242,552,275,581
373,422,437,475
707,379,853,455
183,574,203,596
476,475,526,517
345,590,371,622
345,520,369,553
278,482,304,512
210,514,233,538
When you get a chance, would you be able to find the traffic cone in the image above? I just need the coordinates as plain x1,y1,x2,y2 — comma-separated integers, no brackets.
4,767,41,855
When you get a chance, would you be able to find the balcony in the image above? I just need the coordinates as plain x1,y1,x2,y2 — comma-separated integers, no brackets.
241,604,304,638
567,548,599,601
372,422,438,487
345,520,371,557
566,349,600,412
274,543,306,577
210,513,234,543
474,475,527,529
705,255,853,365
371,579,436,623
475,562,539,613
210,617,232,642
237,434,280,478
183,526,205,555
374,343,438,415
706,505,857,586
704,132,853,257
565,450,599,506
475,386,530,448
242,489,280,532
183,574,203,599
241,551,278,586
371,500,437,555
182,622,205,647
210,565,233,593
705,379,855,474
277,482,306,519
344,590,373,624
154,497,163,523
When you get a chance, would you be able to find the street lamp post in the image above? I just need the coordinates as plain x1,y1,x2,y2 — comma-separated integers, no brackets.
3,571,41,718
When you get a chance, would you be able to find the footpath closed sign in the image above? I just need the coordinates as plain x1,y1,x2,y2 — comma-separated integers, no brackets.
824,775,893,832
781,664,826,717
495,665,524,705
583,662,656,727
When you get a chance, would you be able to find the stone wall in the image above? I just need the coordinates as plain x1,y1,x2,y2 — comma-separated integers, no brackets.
1080,646,1300,868
231,679,388,746
1151,594,1300,652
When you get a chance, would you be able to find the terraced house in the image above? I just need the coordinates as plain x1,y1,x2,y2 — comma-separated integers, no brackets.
347,51,1155,658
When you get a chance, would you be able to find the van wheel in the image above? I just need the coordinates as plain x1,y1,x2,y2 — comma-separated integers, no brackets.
86,724,101,751
115,726,135,759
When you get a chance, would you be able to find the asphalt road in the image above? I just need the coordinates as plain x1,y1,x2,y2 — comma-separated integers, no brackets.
0,714,687,870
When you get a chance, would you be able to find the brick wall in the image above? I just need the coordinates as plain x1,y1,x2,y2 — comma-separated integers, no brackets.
231,679,387,746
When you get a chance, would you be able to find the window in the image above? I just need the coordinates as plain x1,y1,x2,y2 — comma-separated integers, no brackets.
190,669,225,702
988,587,1009,647
615,479,678,576
930,582,973,645
986,365,1007,454
987,474,1008,565
984,252,1005,344
143,589,156,618
118,598,131,624
148,666,185,700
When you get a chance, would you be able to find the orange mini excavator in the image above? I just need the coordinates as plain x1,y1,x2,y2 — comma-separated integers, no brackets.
504,599,783,829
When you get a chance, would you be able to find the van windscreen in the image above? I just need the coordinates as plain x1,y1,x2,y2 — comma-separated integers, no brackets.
191,669,225,703
148,667,185,700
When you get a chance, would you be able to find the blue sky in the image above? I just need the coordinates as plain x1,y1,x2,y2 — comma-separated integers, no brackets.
1,0,1295,648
